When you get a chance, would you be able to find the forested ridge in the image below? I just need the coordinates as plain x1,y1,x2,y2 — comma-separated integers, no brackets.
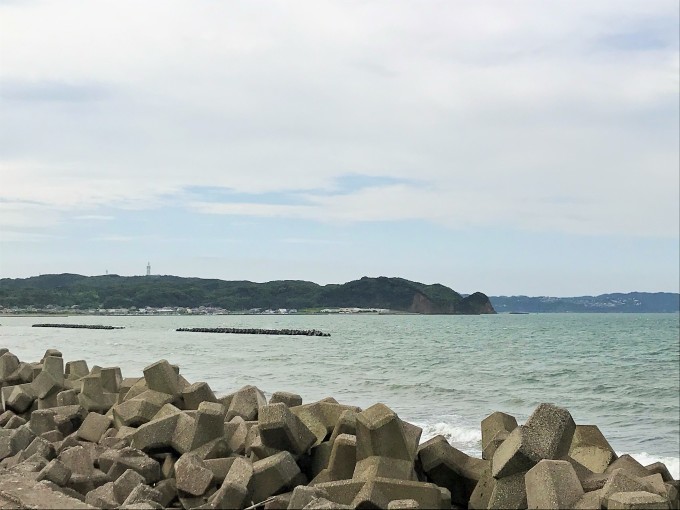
0,274,495,314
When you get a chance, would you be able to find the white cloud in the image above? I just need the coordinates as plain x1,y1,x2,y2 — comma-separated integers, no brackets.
0,0,677,237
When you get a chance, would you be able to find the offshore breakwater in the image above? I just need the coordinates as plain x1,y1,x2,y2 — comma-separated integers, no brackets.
176,328,331,337
33,324,125,330
0,349,677,509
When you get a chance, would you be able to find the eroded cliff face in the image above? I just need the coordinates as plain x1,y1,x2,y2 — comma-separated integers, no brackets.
408,291,496,314
409,292,436,313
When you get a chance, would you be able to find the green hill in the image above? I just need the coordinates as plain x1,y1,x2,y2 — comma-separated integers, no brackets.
0,274,496,315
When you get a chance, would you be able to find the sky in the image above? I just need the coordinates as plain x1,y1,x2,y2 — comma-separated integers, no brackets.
0,0,678,297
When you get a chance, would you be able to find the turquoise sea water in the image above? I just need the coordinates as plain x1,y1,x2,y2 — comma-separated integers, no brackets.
1,313,678,476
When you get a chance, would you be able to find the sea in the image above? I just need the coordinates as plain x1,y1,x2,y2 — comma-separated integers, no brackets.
1,313,678,477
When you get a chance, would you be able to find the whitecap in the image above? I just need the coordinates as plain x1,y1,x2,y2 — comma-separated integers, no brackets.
617,451,680,480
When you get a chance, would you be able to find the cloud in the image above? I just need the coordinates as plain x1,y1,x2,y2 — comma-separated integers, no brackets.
0,0,677,238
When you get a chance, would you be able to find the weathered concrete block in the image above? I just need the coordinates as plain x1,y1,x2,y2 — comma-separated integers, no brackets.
37,458,73,486
130,412,180,452
491,426,536,479
37,393,60,409
602,469,655,507
86,481,119,508
269,391,302,408
113,468,147,503
481,411,518,460
488,470,527,509
607,491,670,510
387,499,420,509
311,433,357,485
10,424,36,453
5,414,27,429
226,385,267,421
196,401,226,439
353,455,414,481
175,453,214,496
78,374,115,413
251,451,304,503
6,384,35,413
606,455,653,478
56,389,80,407
77,412,112,443
143,360,181,397
259,402,316,455
523,402,576,460
247,425,281,462
310,441,333,478
371,478,445,509
113,398,164,428
328,410,357,443
99,367,122,393
417,434,487,506
171,412,201,454
190,436,231,461
525,459,584,509
5,362,34,385
469,465,496,510
24,436,56,461
0,410,16,426
225,416,250,455
355,403,412,462
204,457,236,484
100,447,161,484
182,382,218,410
573,489,604,509
29,409,58,435
59,445,94,476
122,483,163,506
207,457,254,509
302,497,353,509
645,462,674,483
351,479,390,509
288,485,330,509
484,429,512,462
154,478,177,508
225,456,254,487
65,360,90,379
289,401,359,447
210,480,249,509
0,352,20,381
570,425,618,473
41,429,65,443
52,404,88,435
122,377,149,402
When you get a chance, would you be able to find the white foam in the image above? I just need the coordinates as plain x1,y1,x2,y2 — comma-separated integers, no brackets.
618,451,680,480
416,420,482,452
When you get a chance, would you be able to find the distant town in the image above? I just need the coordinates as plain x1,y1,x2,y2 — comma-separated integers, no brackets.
0,305,393,316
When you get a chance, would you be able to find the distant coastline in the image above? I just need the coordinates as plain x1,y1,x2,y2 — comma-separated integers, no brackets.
489,292,679,313
0,274,495,315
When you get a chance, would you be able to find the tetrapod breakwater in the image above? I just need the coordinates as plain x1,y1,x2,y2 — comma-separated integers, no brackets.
0,348,677,509
176,327,330,337
32,324,125,330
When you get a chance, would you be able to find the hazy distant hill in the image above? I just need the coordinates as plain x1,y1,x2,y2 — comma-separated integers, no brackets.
489,292,679,313
0,274,495,315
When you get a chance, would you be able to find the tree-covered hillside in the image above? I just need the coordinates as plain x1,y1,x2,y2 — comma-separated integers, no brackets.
0,274,495,314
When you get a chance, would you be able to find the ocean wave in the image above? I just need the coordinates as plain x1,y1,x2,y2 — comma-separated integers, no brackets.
415,420,482,450
619,451,680,480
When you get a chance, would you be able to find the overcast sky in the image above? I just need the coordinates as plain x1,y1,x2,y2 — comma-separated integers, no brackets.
1,0,678,296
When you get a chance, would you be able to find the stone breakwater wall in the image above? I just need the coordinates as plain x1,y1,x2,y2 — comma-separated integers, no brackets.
33,324,125,330
0,349,676,510
177,328,331,337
